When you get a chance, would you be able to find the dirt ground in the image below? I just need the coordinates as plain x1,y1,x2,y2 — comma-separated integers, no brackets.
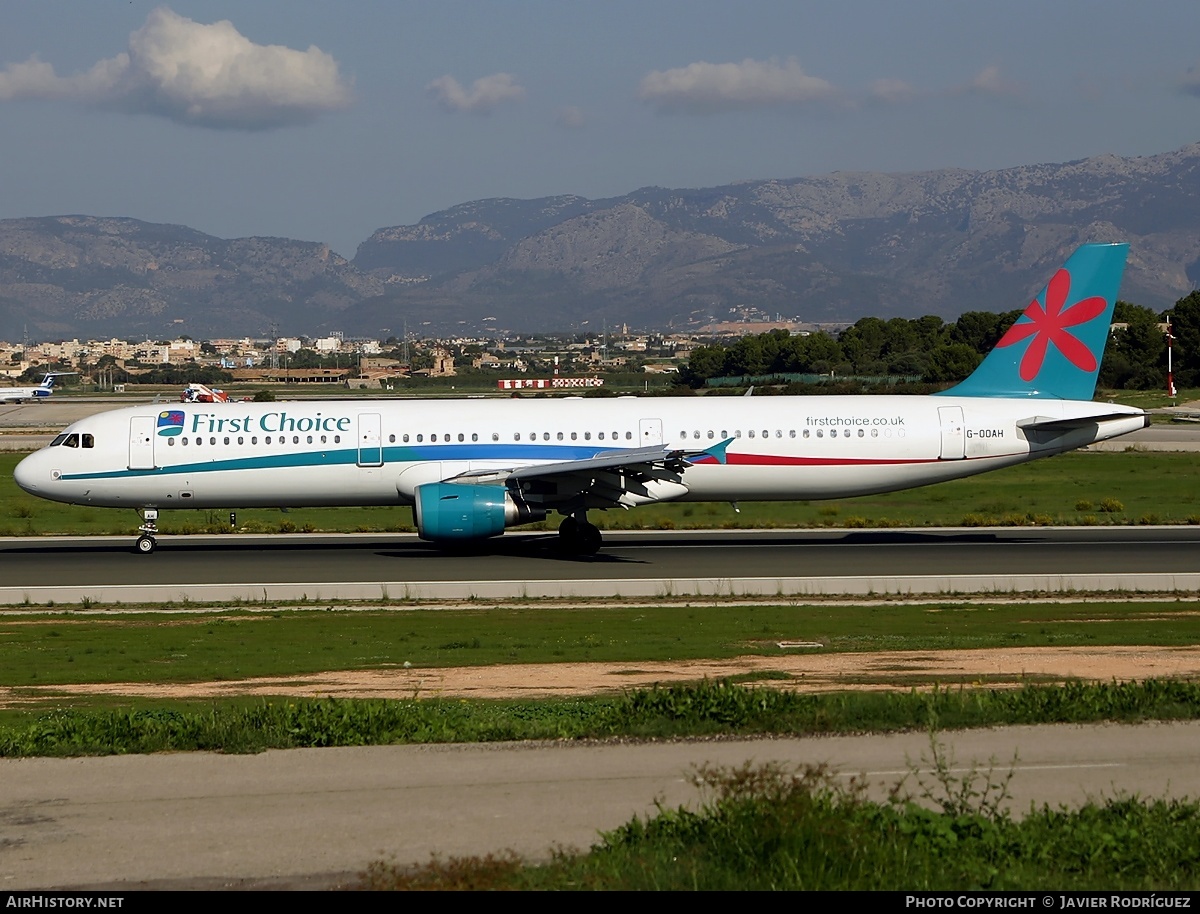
7,644,1200,706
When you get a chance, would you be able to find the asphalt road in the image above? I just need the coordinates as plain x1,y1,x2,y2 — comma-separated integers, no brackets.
5,722,1200,890
3,527,1200,603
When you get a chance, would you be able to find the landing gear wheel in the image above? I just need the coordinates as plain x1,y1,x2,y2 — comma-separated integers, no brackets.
576,522,602,555
135,507,160,555
557,516,579,553
557,516,602,555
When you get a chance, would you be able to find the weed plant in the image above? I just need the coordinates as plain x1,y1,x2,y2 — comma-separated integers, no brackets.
361,745,1200,890
4,679,1200,758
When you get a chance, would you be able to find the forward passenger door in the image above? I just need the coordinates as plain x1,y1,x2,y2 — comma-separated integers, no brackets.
128,416,155,470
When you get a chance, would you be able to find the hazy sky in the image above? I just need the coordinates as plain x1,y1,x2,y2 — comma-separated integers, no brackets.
3,1,1199,258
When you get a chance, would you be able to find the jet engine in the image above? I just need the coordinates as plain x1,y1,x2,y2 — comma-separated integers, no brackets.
412,482,545,541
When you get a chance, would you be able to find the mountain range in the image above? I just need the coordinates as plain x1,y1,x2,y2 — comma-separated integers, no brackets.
3,143,1199,341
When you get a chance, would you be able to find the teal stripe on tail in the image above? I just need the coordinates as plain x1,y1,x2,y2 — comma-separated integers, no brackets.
937,243,1128,400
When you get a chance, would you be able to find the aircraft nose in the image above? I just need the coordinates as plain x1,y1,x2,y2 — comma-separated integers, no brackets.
13,452,42,494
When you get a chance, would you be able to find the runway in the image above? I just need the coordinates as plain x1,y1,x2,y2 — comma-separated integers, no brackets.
3,526,1200,604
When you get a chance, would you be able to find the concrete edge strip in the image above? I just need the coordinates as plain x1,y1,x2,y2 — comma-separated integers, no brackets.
3,573,1200,606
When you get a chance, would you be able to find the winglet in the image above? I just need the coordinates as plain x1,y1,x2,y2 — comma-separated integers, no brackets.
686,438,732,466
936,243,1128,400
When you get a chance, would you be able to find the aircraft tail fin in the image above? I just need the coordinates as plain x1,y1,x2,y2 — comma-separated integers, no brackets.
937,243,1128,400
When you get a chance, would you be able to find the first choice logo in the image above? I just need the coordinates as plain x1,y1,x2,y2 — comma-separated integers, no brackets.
188,411,353,435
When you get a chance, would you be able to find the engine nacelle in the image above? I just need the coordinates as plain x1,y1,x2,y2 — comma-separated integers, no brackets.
412,483,545,542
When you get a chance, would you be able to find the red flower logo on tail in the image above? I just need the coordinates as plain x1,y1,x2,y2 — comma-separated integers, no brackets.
996,268,1106,381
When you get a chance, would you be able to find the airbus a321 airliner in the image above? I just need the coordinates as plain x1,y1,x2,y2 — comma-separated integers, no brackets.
14,243,1148,555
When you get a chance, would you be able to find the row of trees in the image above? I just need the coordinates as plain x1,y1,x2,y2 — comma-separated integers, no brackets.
678,291,1200,391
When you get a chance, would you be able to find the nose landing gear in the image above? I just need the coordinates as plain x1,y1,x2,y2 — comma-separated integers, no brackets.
135,508,159,555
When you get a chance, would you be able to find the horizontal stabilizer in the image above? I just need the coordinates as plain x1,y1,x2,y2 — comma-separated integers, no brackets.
1018,413,1151,432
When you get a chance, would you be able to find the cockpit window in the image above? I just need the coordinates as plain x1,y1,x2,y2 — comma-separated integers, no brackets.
49,432,94,447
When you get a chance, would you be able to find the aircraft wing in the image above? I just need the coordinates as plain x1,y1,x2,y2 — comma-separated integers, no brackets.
444,442,729,511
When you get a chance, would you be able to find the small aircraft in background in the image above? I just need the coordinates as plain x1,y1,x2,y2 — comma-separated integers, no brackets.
180,383,230,404
0,372,76,404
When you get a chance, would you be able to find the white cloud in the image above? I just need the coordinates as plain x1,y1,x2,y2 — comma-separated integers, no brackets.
554,105,585,128
638,57,838,113
0,7,352,129
426,73,525,114
867,78,918,105
964,65,1021,98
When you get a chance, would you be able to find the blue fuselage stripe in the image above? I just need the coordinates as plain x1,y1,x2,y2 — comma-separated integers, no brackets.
60,443,613,481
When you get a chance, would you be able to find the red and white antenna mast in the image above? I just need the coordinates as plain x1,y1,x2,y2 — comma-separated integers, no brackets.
1167,316,1176,402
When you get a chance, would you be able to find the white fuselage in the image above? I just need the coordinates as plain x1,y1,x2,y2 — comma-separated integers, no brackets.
0,384,53,403
13,395,1146,513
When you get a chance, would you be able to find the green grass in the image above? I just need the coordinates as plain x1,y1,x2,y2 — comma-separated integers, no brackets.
1105,387,1200,411
4,449,1200,535
5,593,1199,889
4,600,1200,691
362,754,1200,890
4,679,1200,758
9,682,1200,891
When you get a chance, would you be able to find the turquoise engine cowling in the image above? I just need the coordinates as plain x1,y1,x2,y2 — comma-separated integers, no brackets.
413,483,543,541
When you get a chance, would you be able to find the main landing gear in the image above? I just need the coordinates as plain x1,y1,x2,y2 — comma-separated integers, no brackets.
135,508,158,555
558,513,602,556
